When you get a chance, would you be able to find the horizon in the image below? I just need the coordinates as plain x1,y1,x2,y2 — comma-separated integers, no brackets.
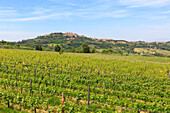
1,32,169,43
0,0,170,42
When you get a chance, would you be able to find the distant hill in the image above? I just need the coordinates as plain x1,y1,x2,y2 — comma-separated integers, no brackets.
0,32,169,56
17,32,128,49
17,32,170,51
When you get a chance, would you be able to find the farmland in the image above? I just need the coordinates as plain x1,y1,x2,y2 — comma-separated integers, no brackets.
134,48,170,56
0,49,170,113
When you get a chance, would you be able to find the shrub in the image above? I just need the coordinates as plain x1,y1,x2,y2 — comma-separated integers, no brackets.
81,42,90,53
91,47,96,53
55,44,61,52
35,45,42,51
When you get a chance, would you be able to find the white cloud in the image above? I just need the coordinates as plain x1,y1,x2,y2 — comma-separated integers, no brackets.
119,0,170,7
32,8,52,15
148,15,168,19
0,0,129,22
160,10,170,14
0,7,17,12
66,3,80,6
0,9,18,17
75,10,127,19
0,2,128,22
0,13,72,21
136,14,168,20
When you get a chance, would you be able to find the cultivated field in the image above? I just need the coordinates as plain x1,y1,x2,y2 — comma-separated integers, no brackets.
134,48,170,56
0,49,170,113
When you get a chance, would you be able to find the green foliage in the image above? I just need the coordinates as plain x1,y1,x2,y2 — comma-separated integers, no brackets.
118,50,123,55
48,97,61,106
1,32,170,56
0,49,169,113
102,48,118,54
0,106,28,113
154,52,165,57
59,49,64,55
101,49,107,54
55,44,61,52
35,45,42,51
81,42,90,53
91,47,96,53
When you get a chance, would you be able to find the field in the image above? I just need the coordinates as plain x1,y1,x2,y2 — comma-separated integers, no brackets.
134,48,170,56
0,49,170,113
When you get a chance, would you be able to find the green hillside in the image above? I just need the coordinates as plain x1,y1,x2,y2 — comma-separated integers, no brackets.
17,32,128,49
17,32,170,51
0,32,169,56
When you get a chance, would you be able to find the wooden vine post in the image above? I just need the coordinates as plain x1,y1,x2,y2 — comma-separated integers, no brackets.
103,81,105,94
167,66,170,79
49,68,50,77
113,78,115,87
34,69,36,77
131,97,133,102
20,87,22,94
7,99,10,108
53,75,55,86
6,65,8,73
62,92,65,113
22,65,24,73
121,75,123,85
88,84,90,105
69,73,71,82
20,101,21,111
81,73,83,78
126,75,128,81
34,107,36,113
41,90,43,96
4,84,6,89
30,79,32,94
61,67,62,74
15,69,17,81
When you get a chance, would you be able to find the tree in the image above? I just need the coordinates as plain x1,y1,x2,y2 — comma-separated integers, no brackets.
1,40,6,44
35,45,42,51
127,50,130,54
81,42,90,53
71,47,75,53
59,49,64,55
91,47,96,53
118,50,123,55
55,44,61,52
102,49,107,54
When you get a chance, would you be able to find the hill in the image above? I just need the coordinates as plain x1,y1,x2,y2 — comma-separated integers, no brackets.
17,32,170,51
17,32,128,49
0,32,169,56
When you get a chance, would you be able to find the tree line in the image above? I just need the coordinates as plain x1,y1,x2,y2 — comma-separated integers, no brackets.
35,42,95,53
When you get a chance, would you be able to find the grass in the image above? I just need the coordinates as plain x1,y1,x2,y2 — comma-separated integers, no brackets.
0,106,28,113
134,48,170,56
65,52,170,64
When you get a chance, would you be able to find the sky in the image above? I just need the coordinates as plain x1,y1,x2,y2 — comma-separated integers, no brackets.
0,0,170,42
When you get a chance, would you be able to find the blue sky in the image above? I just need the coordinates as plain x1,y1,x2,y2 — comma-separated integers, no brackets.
0,0,170,42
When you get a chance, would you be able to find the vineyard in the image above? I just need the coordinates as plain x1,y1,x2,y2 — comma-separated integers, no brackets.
0,49,170,113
